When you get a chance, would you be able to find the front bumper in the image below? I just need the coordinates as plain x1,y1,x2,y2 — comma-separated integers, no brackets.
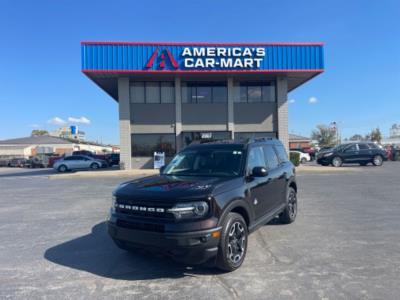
108,220,221,264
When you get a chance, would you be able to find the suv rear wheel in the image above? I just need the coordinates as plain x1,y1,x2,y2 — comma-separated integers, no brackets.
372,155,383,166
279,187,297,224
216,212,248,272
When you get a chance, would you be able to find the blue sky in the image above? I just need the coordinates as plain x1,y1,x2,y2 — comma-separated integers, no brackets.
0,0,399,144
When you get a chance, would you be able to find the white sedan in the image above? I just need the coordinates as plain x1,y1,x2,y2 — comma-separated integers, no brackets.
290,151,311,164
53,155,108,172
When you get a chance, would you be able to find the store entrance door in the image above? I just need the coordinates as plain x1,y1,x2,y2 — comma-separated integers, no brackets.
182,131,231,147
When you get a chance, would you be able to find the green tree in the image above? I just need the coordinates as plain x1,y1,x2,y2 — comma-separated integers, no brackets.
369,128,382,143
311,125,337,148
349,134,364,141
31,130,49,136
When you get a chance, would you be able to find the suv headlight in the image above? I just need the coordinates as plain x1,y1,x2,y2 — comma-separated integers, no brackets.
324,152,333,157
167,201,209,220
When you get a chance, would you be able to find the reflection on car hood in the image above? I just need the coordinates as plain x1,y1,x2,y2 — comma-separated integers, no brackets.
114,175,240,202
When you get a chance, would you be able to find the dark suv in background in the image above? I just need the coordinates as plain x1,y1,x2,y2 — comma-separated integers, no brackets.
108,138,297,271
317,142,387,167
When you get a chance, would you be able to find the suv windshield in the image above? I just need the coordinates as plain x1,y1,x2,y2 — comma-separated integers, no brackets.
162,147,244,177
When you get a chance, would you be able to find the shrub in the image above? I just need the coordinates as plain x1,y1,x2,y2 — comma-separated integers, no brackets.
290,151,300,166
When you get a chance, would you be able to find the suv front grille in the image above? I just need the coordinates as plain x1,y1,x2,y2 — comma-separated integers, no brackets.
115,201,175,220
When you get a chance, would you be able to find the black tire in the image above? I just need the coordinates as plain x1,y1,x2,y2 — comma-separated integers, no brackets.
279,187,297,224
90,163,100,169
216,212,248,272
372,155,383,166
58,165,67,172
331,156,343,167
300,158,307,164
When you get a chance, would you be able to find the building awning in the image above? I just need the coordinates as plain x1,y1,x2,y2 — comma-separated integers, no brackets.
81,42,324,100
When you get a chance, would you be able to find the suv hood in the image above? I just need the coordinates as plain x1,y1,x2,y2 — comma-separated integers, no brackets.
114,174,240,202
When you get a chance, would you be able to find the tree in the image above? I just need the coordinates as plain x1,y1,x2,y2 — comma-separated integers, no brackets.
349,134,364,141
31,130,49,136
369,128,382,143
311,125,337,147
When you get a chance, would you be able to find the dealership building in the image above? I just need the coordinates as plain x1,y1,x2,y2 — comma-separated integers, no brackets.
81,42,324,169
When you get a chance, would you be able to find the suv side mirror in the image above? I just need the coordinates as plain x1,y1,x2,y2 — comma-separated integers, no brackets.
252,166,268,177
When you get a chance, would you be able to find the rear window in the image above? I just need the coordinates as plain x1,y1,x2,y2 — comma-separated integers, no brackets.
274,145,288,162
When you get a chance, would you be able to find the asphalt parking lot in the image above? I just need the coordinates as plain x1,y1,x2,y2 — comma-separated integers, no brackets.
1,162,399,299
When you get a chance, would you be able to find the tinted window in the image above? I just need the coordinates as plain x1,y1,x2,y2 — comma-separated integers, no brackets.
145,82,160,103
235,132,276,141
130,82,145,103
64,156,78,161
368,143,378,149
161,82,174,103
358,143,369,150
247,146,266,174
181,82,227,103
263,145,279,169
344,144,357,151
234,82,276,103
274,145,288,162
131,134,176,157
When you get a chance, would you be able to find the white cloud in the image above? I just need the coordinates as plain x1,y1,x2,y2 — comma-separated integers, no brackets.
68,116,91,125
289,99,296,104
308,96,318,104
47,117,67,126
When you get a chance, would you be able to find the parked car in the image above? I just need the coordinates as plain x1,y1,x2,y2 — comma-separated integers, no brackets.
108,138,297,271
106,153,120,166
8,158,26,167
53,155,108,172
316,142,387,167
0,158,10,167
290,150,311,164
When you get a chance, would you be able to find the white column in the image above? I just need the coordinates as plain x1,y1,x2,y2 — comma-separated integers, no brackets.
276,76,289,152
118,77,132,169
227,77,235,139
175,76,182,151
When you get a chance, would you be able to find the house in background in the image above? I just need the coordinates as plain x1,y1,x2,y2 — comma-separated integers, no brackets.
289,133,312,150
0,135,117,158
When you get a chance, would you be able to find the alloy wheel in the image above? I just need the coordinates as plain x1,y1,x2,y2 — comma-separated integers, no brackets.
287,190,297,219
227,221,246,264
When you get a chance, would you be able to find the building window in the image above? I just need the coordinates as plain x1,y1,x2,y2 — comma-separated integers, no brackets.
130,82,145,103
182,82,227,103
234,82,276,103
234,132,276,141
131,134,176,157
182,131,231,147
130,82,175,104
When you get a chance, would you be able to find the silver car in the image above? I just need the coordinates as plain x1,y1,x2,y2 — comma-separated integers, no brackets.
53,155,107,172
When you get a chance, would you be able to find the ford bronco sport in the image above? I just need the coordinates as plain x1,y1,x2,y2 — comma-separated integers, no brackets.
108,138,297,271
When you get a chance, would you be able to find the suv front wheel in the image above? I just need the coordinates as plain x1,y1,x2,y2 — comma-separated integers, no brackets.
216,212,248,272
279,187,297,224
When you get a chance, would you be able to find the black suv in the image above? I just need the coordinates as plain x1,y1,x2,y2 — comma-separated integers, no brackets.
316,142,387,167
108,138,297,271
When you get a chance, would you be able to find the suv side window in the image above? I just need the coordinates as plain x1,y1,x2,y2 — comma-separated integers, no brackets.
368,143,378,149
274,145,288,163
344,144,358,152
358,143,369,150
263,145,279,169
247,146,266,174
